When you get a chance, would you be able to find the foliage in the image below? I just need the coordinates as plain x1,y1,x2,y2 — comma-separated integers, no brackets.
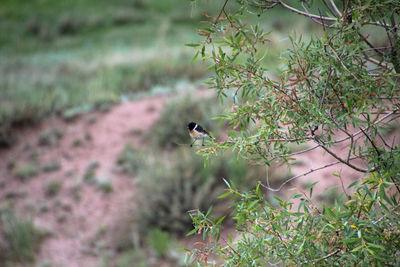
146,228,171,258
134,148,264,236
0,206,46,263
41,160,61,173
115,144,143,175
44,181,62,197
186,0,400,265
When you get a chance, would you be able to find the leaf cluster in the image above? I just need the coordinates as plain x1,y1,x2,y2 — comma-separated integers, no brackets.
186,0,400,265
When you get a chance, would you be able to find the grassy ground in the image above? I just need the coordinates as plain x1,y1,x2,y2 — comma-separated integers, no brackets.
0,1,315,136
0,0,215,138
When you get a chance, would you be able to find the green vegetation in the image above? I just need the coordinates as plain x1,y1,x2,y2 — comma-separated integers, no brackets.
41,161,61,173
44,181,62,197
0,206,47,264
186,0,400,265
0,0,219,146
83,161,100,184
96,178,113,194
13,163,38,181
38,128,63,147
115,145,142,175
146,228,171,258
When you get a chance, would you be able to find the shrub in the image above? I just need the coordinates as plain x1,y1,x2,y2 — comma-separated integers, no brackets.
13,163,38,181
41,161,61,173
115,144,142,175
38,128,63,147
146,228,171,258
133,148,265,236
186,0,400,265
44,181,62,197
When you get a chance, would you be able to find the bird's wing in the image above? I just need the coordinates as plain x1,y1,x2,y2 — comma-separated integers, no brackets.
196,124,210,136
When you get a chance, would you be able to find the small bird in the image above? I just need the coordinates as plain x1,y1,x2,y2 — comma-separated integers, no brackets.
187,121,212,147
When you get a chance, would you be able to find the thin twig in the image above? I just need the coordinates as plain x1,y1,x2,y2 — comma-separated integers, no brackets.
329,0,342,17
259,157,360,192
313,249,342,263
328,45,360,82
278,0,337,22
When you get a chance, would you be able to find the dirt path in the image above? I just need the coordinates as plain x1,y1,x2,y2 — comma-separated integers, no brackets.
0,95,167,267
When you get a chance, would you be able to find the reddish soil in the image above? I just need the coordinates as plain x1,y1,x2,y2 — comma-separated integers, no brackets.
0,95,167,267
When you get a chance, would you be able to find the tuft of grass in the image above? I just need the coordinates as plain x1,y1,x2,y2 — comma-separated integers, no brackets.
116,248,147,267
0,207,46,263
41,160,61,173
44,181,62,197
146,228,170,258
13,163,38,181
115,144,142,176
96,178,113,193
84,162,100,184
38,128,63,147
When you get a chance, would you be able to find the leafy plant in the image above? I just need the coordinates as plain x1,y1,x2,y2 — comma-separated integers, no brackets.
186,0,400,265
134,148,265,236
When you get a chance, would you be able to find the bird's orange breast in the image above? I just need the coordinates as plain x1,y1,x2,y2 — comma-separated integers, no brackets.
189,129,198,137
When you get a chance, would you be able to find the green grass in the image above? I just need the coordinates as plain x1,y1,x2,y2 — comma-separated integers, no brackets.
0,0,314,149
0,206,47,263
0,0,216,143
13,163,38,181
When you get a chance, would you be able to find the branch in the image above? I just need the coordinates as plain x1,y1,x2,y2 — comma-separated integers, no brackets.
328,0,342,17
278,0,337,22
314,135,369,173
259,156,360,192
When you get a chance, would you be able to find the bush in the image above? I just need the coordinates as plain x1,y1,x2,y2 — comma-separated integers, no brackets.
115,144,143,175
13,163,38,181
44,181,62,197
133,148,265,236
186,0,400,266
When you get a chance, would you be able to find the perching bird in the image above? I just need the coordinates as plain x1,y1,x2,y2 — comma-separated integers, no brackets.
187,121,212,147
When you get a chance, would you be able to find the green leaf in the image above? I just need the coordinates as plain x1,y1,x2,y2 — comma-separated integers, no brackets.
216,216,226,225
306,181,318,198
185,43,200,47
186,229,197,236
222,178,231,189
379,183,393,205
323,204,336,219
218,190,233,199
206,206,213,217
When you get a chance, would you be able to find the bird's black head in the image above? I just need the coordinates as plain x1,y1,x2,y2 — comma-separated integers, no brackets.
187,122,196,130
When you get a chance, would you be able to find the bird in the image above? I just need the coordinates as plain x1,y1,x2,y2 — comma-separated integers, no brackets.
187,121,212,147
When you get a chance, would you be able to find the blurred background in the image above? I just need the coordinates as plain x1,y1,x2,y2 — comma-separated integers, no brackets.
0,0,317,266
